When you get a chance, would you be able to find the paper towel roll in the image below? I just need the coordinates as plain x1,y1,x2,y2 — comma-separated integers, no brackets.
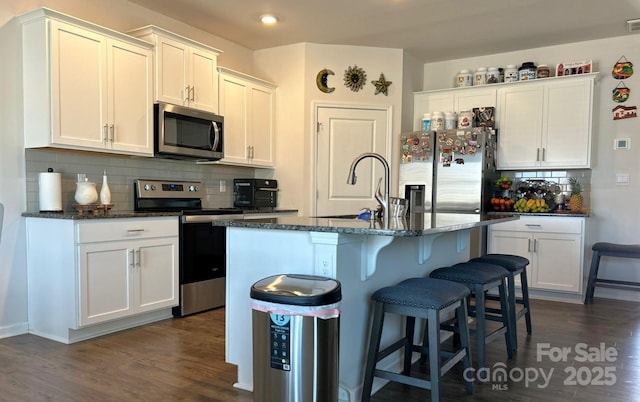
39,172,62,212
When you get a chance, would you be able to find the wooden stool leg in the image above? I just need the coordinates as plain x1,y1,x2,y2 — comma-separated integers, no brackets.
427,308,442,402
499,281,514,358
474,284,487,371
507,273,518,350
456,300,473,395
403,316,416,375
361,301,385,402
520,269,532,334
585,250,602,304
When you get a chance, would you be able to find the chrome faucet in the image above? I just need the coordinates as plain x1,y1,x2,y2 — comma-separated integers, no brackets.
347,152,390,228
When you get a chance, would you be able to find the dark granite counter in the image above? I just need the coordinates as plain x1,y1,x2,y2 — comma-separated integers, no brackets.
488,211,589,218
22,211,181,220
213,212,518,237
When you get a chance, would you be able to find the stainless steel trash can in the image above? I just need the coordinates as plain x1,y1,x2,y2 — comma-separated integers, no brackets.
251,274,342,402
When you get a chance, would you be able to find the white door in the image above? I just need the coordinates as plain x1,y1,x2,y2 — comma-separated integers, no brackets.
316,106,390,216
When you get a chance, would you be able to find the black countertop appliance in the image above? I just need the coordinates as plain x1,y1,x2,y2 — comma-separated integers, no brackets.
233,179,278,209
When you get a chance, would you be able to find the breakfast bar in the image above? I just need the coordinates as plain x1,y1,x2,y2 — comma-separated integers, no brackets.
214,213,517,402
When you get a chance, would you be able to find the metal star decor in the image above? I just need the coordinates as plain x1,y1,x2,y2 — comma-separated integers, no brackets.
372,73,392,96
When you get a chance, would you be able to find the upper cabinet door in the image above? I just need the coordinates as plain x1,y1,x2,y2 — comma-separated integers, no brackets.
49,20,108,148
541,78,593,168
155,35,190,107
190,48,218,112
108,39,153,154
496,84,545,169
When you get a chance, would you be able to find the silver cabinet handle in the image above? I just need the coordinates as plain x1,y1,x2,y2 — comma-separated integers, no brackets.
525,224,542,227
103,124,108,144
542,148,546,161
536,148,540,162
528,238,532,253
533,239,538,253
129,249,135,268
185,85,191,103
190,86,195,102
109,124,115,143
135,249,141,267
127,228,145,234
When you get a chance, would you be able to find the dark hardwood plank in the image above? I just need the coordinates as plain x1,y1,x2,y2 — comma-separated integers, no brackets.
0,298,638,401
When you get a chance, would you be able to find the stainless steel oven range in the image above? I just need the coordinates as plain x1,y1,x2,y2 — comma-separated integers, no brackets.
134,179,243,317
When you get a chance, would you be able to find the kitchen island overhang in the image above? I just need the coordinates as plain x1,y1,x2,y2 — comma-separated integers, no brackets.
215,213,517,401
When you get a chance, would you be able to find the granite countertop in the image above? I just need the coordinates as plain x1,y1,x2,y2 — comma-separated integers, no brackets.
22,211,182,220
488,210,590,217
212,213,519,237
22,209,298,220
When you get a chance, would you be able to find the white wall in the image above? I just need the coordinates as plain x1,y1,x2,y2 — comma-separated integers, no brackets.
421,37,640,301
255,43,407,216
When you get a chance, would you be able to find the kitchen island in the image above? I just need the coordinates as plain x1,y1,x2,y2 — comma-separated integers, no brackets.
214,213,517,402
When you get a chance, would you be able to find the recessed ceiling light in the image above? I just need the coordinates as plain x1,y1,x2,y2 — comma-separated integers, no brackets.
260,14,278,25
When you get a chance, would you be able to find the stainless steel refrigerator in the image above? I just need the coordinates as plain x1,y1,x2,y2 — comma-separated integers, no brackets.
399,127,499,253
400,127,498,212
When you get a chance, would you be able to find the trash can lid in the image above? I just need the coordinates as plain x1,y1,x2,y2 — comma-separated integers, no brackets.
250,274,342,306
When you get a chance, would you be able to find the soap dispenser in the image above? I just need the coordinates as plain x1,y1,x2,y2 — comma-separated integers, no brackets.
100,170,111,205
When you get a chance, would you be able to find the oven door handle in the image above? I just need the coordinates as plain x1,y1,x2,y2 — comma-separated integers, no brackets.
210,121,220,152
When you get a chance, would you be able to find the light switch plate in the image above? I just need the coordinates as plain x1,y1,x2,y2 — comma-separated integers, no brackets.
219,180,226,192
616,173,630,185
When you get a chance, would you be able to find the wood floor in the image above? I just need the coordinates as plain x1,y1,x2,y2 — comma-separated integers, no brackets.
1,297,639,401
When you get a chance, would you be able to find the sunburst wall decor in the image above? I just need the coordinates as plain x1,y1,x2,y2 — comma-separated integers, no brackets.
344,65,366,92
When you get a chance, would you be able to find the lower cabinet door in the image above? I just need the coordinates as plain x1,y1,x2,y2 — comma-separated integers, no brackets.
78,242,133,326
533,232,582,292
136,237,179,313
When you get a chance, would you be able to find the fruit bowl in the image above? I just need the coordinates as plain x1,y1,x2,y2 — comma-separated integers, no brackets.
490,197,514,211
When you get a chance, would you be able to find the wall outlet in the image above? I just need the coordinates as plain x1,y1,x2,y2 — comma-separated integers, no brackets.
315,254,334,277
220,180,226,192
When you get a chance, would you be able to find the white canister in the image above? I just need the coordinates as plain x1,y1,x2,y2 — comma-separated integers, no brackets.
504,65,518,83
422,113,432,132
486,67,500,84
456,70,473,87
458,110,474,128
431,111,445,131
473,67,487,85
444,112,457,130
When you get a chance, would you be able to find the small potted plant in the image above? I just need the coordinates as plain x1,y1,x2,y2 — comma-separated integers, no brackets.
496,176,512,190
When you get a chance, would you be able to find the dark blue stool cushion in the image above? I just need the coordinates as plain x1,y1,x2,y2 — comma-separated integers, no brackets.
593,242,640,258
372,278,469,310
430,262,509,285
470,254,530,272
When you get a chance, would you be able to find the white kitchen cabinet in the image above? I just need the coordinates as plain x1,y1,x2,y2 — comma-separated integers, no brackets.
128,26,222,113
488,216,585,295
216,67,276,167
413,87,496,130
496,74,595,169
21,9,154,156
26,216,179,344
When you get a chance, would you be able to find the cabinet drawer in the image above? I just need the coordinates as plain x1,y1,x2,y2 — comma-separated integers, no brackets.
490,216,583,234
77,217,178,243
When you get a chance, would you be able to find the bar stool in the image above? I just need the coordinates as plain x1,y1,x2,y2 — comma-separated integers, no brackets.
584,242,640,304
429,262,513,370
470,254,532,350
361,278,473,402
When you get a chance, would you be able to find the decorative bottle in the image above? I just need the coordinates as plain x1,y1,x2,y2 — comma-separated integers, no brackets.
100,170,111,205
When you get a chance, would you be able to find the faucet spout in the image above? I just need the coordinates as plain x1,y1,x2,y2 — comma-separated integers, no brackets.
346,152,390,228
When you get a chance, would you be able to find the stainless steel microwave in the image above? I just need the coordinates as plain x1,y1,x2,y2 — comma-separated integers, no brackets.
154,102,224,161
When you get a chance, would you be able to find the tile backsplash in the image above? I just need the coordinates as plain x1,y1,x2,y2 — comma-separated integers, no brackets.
26,149,261,212
498,169,591,208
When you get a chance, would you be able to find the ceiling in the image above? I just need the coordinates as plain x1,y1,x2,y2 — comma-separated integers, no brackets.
128,0,640,63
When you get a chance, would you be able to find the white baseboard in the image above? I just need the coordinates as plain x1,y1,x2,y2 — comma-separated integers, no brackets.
0,321,29,339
